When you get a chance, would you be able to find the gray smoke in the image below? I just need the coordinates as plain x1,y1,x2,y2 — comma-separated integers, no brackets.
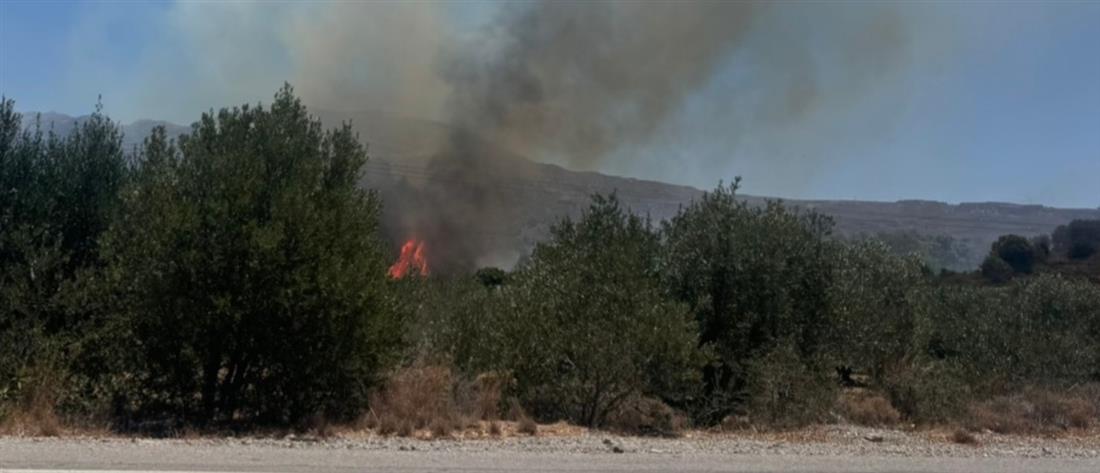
117,0,931,271
440,1,757,167
409,0,919,271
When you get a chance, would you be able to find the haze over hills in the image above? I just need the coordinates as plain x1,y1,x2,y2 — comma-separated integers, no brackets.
23,110,1100,271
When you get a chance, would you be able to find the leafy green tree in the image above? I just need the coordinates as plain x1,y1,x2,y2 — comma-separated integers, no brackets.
921,275,1100,394
828,241,927,382
404,275,511,374
100,86,402,425
980,254,1014,283
505,195,704,427
1,97,127,413
660,180,835,423
1053,220,1100,260
991,234,1036,274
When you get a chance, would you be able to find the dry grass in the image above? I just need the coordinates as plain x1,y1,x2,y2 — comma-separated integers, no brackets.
605,395,687,436
967,386,1099,434
837,389,902,427
507,397,538,436
950,428,979,445
0,369,63,437
366,364,509,438
517,416,538,435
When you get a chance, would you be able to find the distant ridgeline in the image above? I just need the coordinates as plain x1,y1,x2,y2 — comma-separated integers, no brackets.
26,111,1100,272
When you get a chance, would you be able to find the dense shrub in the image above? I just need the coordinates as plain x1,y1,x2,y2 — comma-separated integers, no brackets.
967,386,1100,433
364,363,501,437
660,180,835,423
828,241,927,383
991,234,1036,274
404,277,510,375
1,97,127,421
980,254,1015,283
1054,219,1100,260
836,389,902,426
921,275,1100,393
742,341,836,427
504,195,705,427
98,86,402,426
4,87,1100,435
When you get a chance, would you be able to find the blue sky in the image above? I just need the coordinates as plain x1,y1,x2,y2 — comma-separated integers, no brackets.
1,1,1098,208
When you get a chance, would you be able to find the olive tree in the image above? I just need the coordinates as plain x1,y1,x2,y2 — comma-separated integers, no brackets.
660,180,836,424
505,194,704,427
100,86,402,425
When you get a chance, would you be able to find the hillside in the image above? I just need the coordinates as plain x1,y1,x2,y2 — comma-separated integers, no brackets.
24,109,1100,271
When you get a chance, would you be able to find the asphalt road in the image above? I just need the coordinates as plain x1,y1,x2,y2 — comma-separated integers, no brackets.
2,439,1100,473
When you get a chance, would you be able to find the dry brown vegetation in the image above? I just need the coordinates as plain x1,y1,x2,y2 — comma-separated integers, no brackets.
0,368,63,437
361,363,510,438
605,395,688,436
837,389,902,427
950,428,979,445
965,386,1100,434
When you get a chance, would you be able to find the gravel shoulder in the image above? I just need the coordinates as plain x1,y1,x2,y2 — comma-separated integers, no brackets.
1,425,1099,472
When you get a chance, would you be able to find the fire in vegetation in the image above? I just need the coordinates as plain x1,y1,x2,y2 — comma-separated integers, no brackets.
388,239,430,279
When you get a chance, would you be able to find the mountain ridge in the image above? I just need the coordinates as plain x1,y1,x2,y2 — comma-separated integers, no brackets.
21,109,1100,270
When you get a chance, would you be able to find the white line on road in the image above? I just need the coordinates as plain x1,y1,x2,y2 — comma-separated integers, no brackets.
2,471,277,473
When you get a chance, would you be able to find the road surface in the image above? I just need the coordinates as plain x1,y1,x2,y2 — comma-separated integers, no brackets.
2,436,1099,473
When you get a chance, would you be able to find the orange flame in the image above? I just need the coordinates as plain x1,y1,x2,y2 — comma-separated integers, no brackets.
388,239,429,279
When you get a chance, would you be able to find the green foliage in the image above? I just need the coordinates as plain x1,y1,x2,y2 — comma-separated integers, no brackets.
921,275,1100,393
504,195,705,427
98,85,401,425
660,179,834,423
980,254,1015,283
0,96,127,416
1053,219,1100,260
5,87,1100,433
743,340,836,427
991,234,1036,274
405,276,510,374
827,241,927,382
474,266,507,288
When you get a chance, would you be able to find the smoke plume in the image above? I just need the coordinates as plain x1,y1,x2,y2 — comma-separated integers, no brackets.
440,1,756,167
406,1,919,271
123,0,934,271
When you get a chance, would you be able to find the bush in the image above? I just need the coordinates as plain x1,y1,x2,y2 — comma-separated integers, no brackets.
0,363,63,436
880,359,973,423
837,390,901,426
991,234,1036,274
967,387,1098,433
1,97,128,423
1053,220,1100,260
604,395,687,437
828,241,926,384
369,364,457,434
980,254,1015,283
742,341,836,428
505,195,705,427
921,276,1100,392
404,277,510,375
951,429,978,445
367,364,506,437
99,86,402,426
660,180,835,424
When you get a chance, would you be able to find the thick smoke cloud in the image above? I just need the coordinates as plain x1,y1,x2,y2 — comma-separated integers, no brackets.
408,1,920,271
440,1,756,167
123,0,934,271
